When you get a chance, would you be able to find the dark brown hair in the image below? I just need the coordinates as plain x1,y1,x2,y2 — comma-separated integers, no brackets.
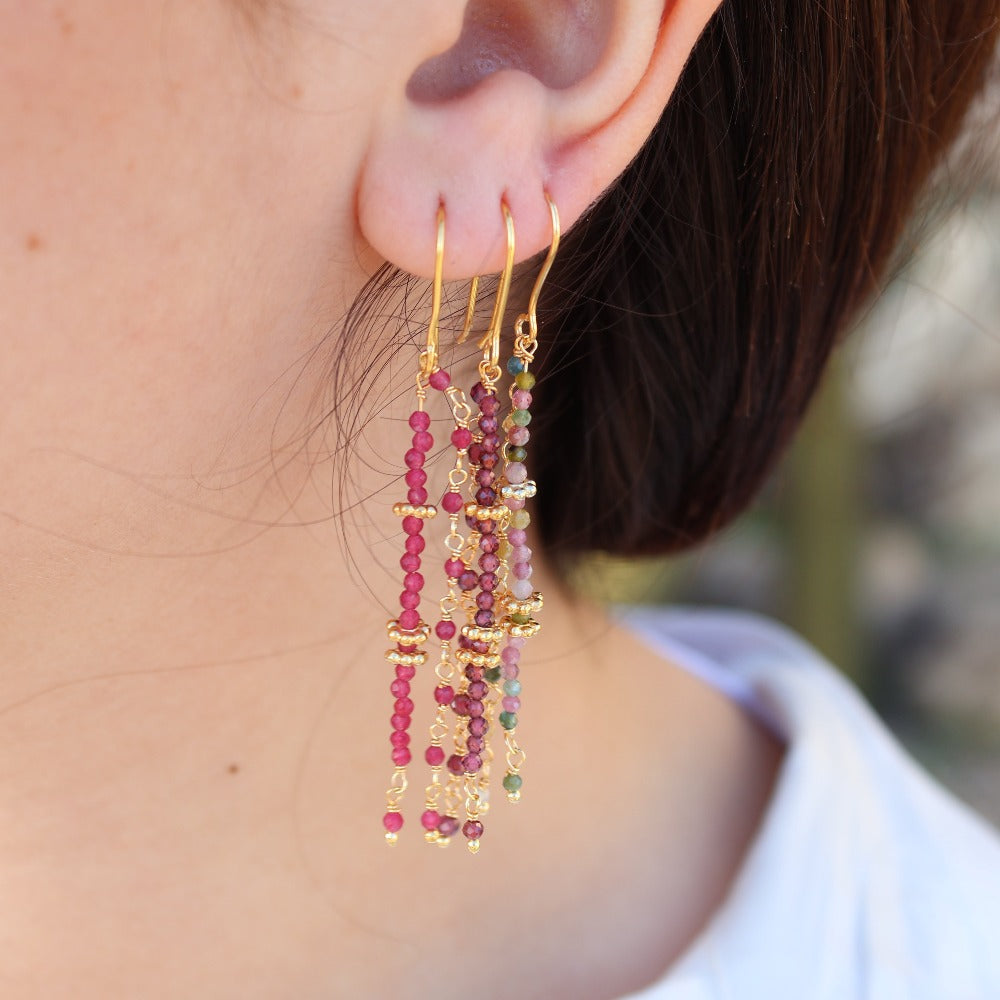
531,2,999,568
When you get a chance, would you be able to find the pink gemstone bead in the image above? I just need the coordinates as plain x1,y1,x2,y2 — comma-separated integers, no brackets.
479,572,497,591
395,664,416,681
399,608,420,629
513,562,532,580
437,816,460,838
390,713,411,731
512,545,532,563
403,571,424,592
435,620,456,641
462,820,484,840
444,557,465,578
407,487,428,505
390,678,410,698
453,693,471,716
505,497,525,511
382,812,403,833
475,467,494,487
501,663,519,681
391,746,412,766
509,426,530,446
479,553,500,573
441,491,463,514
509,636,527,649
468,716,487,738
506,462,527,484
402,516,423,535
404,534,425,555
468,680,488,699
400,552,420,573
425,745,445,767
480,394,500,416
468,699,484,718
512,389,532,409
390,731,410,749
451,427,472,450
447,754,465,775
428,369,450,390
476,592,494,611
394,697,414,715
507,528,527,547
458,570,478,591
434,684,455,705
502,696,521,713
409,410,430,432
405,468,427,488
412,430,433,453
421,810,441,831
465,735,485,754
463,752,483,772
399,591,419,610
404,448,424,469
501,645,521,665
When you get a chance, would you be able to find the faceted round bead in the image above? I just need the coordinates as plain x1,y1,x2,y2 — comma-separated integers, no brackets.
514,371,536,391
501,662,519,680
511,578,533,600
425,745,446,767
511,409,531,427
480,395,500,417
478,415,498,435
501,645,521,665
506,462,527,484
463,752,483,772
404,533,425,555
442,558,464,579
395,664,417,681
468,442,483,465
479,572,498,592
507,528,527,546
399,591,420,610
428,369,451,390
462,820,484,840
468,716,488,737
512,389,532,409
467,699,485,718
437,815,460,838
505,497,525,512
498,711,518,730
475,467,494,487
503,678,522,696
441,491,464,514
507,356,525,375
391,746,412,766
510,510,531,530
390,678,410,698
502,696,521,713
421,809,441,831
513,562,532,580
506,445,527,463
481,451,500,470
434,684,455,705
447,753,465,775
453,693,471,716
404,448,425,469
390,730,410,748
484,666,503,684
400,552,420,573
399,609,421,631
391,713,411,731
474,609,493,628
394,696,414,715
468,680,488,700
411,430,433,452
479,518,496,534
470,381,487,404
405,468,427,488
476,592,494,611
435,620,457,641
458,570,478,591
451,426,473,450
475,487,496,506
479,534,500,554
479,553,500,573
512,545,532,563
503,773,523,794
383,812,404,833
406,487,428,505
409,410,431,432
465,734,485,754
402,516,423,535
470,640,489,654
403,572,424,593
509,426,530,446
481,433,500,453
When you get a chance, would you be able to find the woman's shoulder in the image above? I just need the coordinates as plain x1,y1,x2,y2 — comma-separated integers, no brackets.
611,602,1000,1000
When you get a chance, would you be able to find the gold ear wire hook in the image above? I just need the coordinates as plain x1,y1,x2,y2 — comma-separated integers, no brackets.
527,193,560,340
478,200,516,380
421,204,446,378
455,276,480,345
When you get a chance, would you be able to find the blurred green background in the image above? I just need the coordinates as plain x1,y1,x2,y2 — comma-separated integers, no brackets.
575,169,1000,826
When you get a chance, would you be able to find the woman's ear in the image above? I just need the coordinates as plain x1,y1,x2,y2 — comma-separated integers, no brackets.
356,0,723,278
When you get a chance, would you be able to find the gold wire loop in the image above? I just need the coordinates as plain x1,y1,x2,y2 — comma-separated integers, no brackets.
421,204,446,378
526,193,560,343
478,200,516,381
456,276,480,345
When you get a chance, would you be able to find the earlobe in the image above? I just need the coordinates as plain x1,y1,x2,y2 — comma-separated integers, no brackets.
355,0,723,279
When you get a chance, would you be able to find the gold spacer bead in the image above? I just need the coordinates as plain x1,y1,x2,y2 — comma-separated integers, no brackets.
503,618,541,639
463,501,510,522
393,502,438,519
385,648,428,667
499,480,537,500
467,839,481,855
455,648,502,668
424,830,440,844
507,790,522,804
461,624,505,643
385,832,399,846
386,621,432,645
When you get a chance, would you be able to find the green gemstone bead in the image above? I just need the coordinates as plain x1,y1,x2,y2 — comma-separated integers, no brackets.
511,409,531,427
510,509,531,530
498,538,512,560
515,371,536,391
485,666,502,684
503,679,521,696
499,711,518,731
510,613,530,625
503,773,523,793
506,445,527,462
506,357,525,375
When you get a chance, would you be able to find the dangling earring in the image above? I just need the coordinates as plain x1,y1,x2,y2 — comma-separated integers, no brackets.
381,195,560,853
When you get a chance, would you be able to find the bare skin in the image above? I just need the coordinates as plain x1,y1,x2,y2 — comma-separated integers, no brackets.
0,3,781,996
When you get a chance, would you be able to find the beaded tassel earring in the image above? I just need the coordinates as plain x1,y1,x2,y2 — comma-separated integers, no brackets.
382,196,559,852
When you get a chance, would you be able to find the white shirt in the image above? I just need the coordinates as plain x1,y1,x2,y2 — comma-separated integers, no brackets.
610,605,1000,1000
